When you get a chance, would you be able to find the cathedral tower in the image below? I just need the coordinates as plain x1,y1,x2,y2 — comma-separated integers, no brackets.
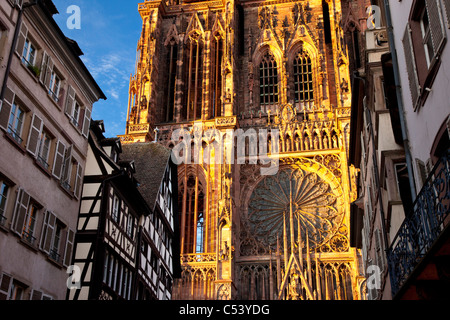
120,0,364,300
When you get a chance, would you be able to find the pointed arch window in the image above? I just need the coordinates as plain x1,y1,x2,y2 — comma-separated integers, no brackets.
293,50,314,107
211,33,224,118
259,51,279,106
185,33,203,121
165,40,178,122
182,175,206,254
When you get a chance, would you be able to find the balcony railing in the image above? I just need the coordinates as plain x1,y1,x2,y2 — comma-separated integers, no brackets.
49,248,62,264
22,230,37,246
387,150,450,296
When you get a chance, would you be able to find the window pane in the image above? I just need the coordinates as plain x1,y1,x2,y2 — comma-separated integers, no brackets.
259,51,279,105
0,182,9,217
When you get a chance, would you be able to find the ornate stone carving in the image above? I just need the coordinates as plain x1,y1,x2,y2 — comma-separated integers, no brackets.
247,165,344,250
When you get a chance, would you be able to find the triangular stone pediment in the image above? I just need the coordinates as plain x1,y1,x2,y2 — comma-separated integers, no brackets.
185,12,205,41
164,23,179,46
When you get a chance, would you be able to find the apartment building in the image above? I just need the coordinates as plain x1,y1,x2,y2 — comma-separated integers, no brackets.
350,0,450,300
0,0,105,300
386,0,450,299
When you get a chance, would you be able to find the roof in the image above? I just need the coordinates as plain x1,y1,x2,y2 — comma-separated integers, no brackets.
36,0,107,101
120,143,172,210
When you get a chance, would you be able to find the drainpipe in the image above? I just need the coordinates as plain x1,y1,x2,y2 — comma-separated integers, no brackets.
0,0,39,102
382,0,417,202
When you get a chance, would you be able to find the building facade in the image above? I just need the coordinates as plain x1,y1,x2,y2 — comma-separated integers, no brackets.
68,120,178,300
385,0,450,300
119,0,365,300
0,0,105,300
350,0,450,300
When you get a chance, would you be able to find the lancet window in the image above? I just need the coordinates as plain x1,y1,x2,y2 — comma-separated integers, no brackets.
181,175,206,254
259,51,279,106
293,49,314,109
164,41,178,122
210,33,224,118
184,33,203,121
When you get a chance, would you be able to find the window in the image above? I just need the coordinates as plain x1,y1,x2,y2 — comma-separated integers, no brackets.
48,71,61,102
7,102,25,145
22,39,36,67
36,130,52,170
40,211,75,266
22,202,38,246
0,182,10,226
196,212,204,254
403,0,447,109
164,41,178,122
9,280,26,300
60,145,82,197
64,85,91,138
259,51,279,106
72,101,81,127
112,194,120,223
126,215,135,239
103,252,109,283
184,34,203,121
420,8,434,67
49,222,63,262
181,175,207,254
211,35,224,118
293,49,314,107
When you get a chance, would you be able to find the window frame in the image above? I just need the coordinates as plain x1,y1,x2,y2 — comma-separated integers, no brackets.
48,70,62,103
36,129,52,170
112,193,120,223
22,201,39,246
21,38,37,67
404,0,447,110
258,50,279,107
7,101,25,145
293,49,314,107
0,181,10,226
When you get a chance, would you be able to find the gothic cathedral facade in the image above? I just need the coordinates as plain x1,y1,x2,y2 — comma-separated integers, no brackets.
120,0,365,300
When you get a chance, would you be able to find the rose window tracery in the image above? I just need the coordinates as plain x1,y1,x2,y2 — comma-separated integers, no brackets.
247,165,344,250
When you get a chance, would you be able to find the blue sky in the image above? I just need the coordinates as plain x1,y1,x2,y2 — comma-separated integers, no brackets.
52,0,143,138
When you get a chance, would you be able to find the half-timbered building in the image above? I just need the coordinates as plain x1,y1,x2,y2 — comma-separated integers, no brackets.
121,141,180,300
68,120,179,300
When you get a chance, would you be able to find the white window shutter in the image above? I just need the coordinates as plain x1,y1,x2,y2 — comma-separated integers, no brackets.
61,145,73,189
0,87,15,131
74,163,83,198
65,85,76,117
57,85,66,109
375,229,387,273
63,228,75,267
82,107,91,138
0,273,13,300
39,51,48,85
11,188,30,235
402,24,421,110
43,56,54,90
15,21,28,56
425,0,446,55
52,140,66,180
26,113,44,157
